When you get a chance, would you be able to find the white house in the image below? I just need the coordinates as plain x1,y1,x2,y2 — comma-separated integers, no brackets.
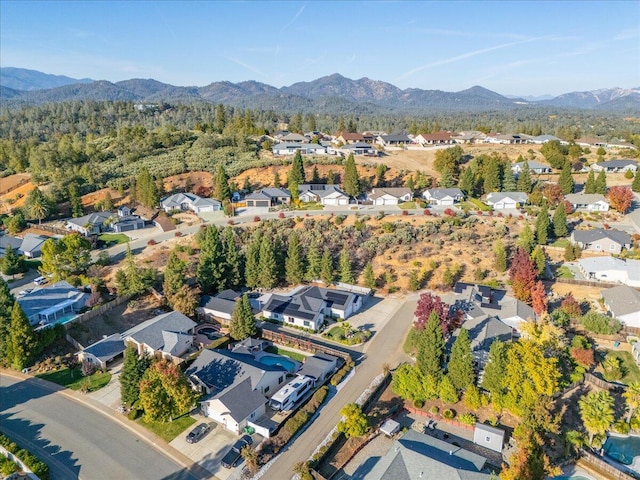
422,188,464,206
601,285,640,328
160,193,222,213
484,133,527,144
485,192,528,210
375,134,412,147
198,289,241,323
272,143,327,156
298,184,349,206
18,281,90,326
66,211,113,236
577,257,640,287
512,160,552,175
368,187,413,205
564,193,610,212
570,228,632,254
591,159,638,173
338,142,378,156
413,131,455,146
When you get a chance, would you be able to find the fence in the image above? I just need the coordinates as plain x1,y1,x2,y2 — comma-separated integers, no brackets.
579,449,639,480
260,329,351,362
404,406,475,431
555,277,624,289
26,222,69,236
64,294,133,330
584,373,626,392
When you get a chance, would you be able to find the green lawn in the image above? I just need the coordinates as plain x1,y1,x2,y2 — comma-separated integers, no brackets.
551,238,571,248
325,325,347,341
463,199,492,211
36,367,112,392
556,266,574,279
138,415,196,442
264,345,306,362
602,350,640,385
398,201,417,209
294,203,324,211
99,233,130,245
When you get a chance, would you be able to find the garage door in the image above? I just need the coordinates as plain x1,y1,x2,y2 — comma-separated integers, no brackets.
324,198,339,205
338,198,348,205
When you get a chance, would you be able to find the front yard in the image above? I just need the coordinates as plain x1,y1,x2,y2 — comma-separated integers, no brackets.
138,415,196,443
36,367,112,392
99,233,130,245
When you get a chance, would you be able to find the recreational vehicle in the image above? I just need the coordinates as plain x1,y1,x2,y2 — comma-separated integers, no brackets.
269,375,314,412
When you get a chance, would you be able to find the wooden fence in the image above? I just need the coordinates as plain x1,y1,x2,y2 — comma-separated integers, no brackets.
64,294,133,330
555,277,624,289
26,222,69,236
579,449,639,480
260,329,352,362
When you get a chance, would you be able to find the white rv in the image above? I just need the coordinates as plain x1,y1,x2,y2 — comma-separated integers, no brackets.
269,375,314,412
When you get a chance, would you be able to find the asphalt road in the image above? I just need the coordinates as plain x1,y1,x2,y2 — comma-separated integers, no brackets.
259,296,418,480
0,374,199,480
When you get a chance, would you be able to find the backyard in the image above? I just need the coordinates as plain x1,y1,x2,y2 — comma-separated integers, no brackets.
596,350,640,385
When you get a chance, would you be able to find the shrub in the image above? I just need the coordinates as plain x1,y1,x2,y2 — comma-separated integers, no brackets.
0,433,49,480
442,409,455,420
402,210,409,216
174,231,182,237
429,406,439,415
444,208,455,217
253,216,261,222
278,211,285,219
423,209,431,216
458,413,476,426
477,210,483,216
147,239,157,246
127,408,141,420
613,420,631,434
580,312,622,334
414,399,424,408
0,457,18,476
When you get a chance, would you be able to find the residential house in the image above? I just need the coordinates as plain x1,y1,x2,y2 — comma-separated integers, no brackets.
66,211,113,236
262,286,362,331
244,188,291,208
591,159,638,173
18,281,89,326
77,333,126,370
0,234,23,257
512,160,552,175
485,192,528,210
473,424,505,454
577,257,640,287
160,192,222,214
530,134,564,144
122,311,197,362
297,353,338,386
375,134,412,147
198,289,242,323
187,348,288,434
0,233,49,259
335,132,365,144
451,314,513,367
368,187,413,206
298,184,350,206
575,137,607,148
272,143,327,156
413,131,456,146
422,188,464,206
452,131,486,144
570,228,632,254
363,430,493,480
601,285,640,328
280,133,307,143
484,133,527,144
339,142,378,156
564,193,610,212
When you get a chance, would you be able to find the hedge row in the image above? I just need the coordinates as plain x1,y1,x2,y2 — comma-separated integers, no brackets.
330,359,355,386
0,432,50,480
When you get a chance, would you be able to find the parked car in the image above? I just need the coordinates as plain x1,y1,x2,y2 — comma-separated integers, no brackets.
185,423,211,444
221,435,253,468
33,276,47,285
18,289,33,296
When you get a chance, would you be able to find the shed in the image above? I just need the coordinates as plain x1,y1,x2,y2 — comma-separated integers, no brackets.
380,418,400,437
473,423,505,453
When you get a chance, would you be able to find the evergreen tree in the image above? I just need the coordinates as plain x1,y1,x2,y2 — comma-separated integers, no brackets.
408,270,420,291
530,246,547,276
120,346,151,406
482,157,501,194
447,328,475,391
257,234,277,289
338,245,354,284
559,161,575,194
285,232,305,285
552,205,568,237
517,224,536,254
458,167,475,196
594,170,607,194
439,167,455,189
273,171,281,188
535,205,550,245
305,237,322,282
584,170,596,194
311,166,320,184
502,166,517,192
1,246,25,278
416,312,445,381
163,250,187,305
222,227,242,290
343,153,360,198
362,262,375,289
320,248,334,285
197,225,226,294
136,168,159,208
481,340,509,404
117,244,146,296
375,163,387,187
326,169,336,185
230,294,257,340
215,104,226,133
7,301,36,370
215,164,231,200
632,172,640,192
0,279,14,363
288,150,305,201
26,187,49,224
439,375,459,404
516,160,532,193
244,230,262,289
493,240,508,273
68,182,84,218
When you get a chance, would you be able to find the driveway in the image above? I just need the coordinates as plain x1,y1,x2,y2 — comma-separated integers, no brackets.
343,295,406,337
87,361,123,410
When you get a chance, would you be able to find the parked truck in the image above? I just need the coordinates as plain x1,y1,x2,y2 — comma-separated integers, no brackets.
221,435,253,468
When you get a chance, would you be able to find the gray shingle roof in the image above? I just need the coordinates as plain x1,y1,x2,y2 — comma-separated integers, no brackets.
602,285,640,318
485,192,528,204
298,353,338,380
67,211,113,228
263,286,357,320
368,187,412,200
425,188,463,200
123,311,196,352
594,159,638,168
564,193,608,205
18,281,89,322
572,228,631,247
214,377,267,423
81,333,125,363
0,235,23,252
200,290,240,316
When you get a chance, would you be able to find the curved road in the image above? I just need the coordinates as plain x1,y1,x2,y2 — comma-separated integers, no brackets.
0,373,201,480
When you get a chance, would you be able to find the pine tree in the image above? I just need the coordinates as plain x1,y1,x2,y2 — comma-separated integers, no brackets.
482,157,501,194
535,205,550,245
285,231,305,285
458,167,475,196
0,279,14,363
1,246,25,278
68,182,84,218
594,170,607,194
559,161,575,194
517,224,536,254
516,160,532,193
408,270,420,291
288,150,305,201
439,375,459,404
257,234,277,289
632,172,640,192
305,237,322,282
343,153,360,198
244,230,262,289
502,166,517,192
215,164,231,200
326,169,336,185
120,346,151,406
196,225,225,294
530,245,547,276
230,294,257,340
273,171,281,188
8,301,36,371
552,204,568,237
215,104,226,133
338,245,354,284
222,227,242,290
584,170,596,194
311,166,320,184
320,248,334,285
121,244,145,295
163,250,187,304
493,240,508,273
482,340,508,402
439,167,455,189
447,328,475,391
416,312,445,381
362,262,375,289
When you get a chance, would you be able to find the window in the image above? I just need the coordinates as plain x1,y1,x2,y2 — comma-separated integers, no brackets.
485,436,491,442
279,376,284,384
264,386,269,393
610,244,615,251
303,321,310,327
287,317,295,323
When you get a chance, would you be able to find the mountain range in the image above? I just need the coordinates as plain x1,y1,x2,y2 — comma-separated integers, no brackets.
1,67,639,114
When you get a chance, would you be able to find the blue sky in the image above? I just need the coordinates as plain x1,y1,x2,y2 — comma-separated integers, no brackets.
1,1,638,96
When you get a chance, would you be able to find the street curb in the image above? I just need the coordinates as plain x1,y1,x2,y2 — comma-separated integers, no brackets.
1,369,216,480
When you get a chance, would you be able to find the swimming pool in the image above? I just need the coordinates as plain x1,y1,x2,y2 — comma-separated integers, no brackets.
198,327,220,341
258,354,297,373
603,435,640,466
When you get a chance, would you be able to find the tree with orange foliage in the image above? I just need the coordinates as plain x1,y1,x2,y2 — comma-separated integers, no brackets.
608,186,634,213
531,281,548,315
509,247,538,304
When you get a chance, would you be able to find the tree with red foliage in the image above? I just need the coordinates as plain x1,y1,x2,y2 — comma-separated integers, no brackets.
570,348,595,368
509,247,538,304
560,293,582,318
562,199,574,214
542,183,564,206
414,292,451,334
531,281,548,315
608,186,634,213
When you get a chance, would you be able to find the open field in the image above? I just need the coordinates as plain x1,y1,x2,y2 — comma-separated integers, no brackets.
0,173,31,195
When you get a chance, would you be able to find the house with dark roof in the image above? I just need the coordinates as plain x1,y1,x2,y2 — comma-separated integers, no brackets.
368,188,413,206
77,333,126,370
298,184,350,206
298,353,338,386
375,134,412,147
0,234,23,257
423,188,464,206
198,289,241,323
512,160,552,175
601,285,640,328
591,159,638,173
485,192,528,210
272,143,327,156
18,280,90,326
484,133,527,145
361,430,493,480
160,192,222,214
244,188,291,208
123,311,197,362
186,348,288,434
0,233,50,258
413,131,456,146
570,228,632,254
66,211,114,236
339,142,379,156
564,193,610,212
451,314,513,367
262,286,362,331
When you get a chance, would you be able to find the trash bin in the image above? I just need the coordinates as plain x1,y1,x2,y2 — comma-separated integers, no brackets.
614,341,620,348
